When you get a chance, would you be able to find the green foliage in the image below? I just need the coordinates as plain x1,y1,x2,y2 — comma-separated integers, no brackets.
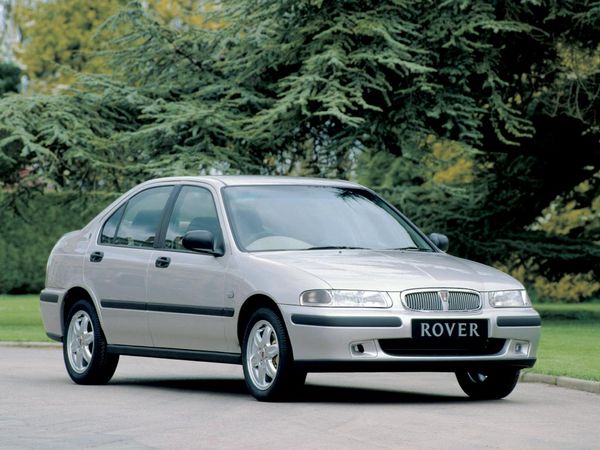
0,0,598,282
14,0,221,93
533,272,600,303
15,0,125,92
533,172,600,240
0,61,20,95
357,143,600,280
0,192,117,294
0,0,582,188
535,303,600,321
193,0,540,171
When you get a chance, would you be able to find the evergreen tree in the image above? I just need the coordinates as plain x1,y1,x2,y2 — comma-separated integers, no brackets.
0,0,598,277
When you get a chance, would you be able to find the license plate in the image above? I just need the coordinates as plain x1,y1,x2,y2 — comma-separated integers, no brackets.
412,319,488,339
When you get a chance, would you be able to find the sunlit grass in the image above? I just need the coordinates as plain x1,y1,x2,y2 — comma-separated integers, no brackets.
0,295,51,342
525,320,600,381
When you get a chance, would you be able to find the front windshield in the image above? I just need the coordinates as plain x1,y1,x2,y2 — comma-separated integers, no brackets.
222,185,433,252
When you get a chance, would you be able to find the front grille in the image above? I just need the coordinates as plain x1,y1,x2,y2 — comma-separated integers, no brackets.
403,290,481,312
379,338,506,357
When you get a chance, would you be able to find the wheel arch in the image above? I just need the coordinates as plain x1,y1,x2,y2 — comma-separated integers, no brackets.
61,286,97,335
236,294,283,346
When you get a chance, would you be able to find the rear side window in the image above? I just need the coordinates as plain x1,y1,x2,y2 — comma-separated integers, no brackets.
100,186,172,248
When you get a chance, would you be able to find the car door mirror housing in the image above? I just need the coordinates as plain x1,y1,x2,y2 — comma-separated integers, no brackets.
182,230,224,256
428,233,449,252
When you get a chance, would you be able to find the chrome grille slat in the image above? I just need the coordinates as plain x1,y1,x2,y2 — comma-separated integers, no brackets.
448,291,480,311
404,290,481,312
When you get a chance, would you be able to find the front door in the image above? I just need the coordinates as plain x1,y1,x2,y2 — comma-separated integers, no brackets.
146,185,230,351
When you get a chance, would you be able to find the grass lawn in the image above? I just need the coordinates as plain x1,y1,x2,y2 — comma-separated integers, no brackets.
0,295,51,342
525,320,600,382
0,295,598,381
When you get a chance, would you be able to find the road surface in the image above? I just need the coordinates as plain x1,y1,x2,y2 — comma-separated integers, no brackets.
1,346,598,449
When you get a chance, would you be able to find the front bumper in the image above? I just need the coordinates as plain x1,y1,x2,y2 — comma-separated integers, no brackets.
280,304,541,372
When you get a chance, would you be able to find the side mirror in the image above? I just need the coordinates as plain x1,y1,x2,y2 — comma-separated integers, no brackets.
182,230,224,256
428,233,449,252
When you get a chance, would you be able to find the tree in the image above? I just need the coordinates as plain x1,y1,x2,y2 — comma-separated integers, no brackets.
14,0,125,92
13,0,217,92
0,0,598,277
0,0,19,62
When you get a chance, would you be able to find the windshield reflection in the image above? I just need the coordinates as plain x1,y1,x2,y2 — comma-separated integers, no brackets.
222,185,433,253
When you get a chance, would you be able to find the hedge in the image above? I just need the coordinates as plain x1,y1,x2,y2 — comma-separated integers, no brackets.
0,192,118,294
535,303,600,321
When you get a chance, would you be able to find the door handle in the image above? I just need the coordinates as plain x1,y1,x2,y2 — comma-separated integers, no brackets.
155,256,171,268
90,251,104,263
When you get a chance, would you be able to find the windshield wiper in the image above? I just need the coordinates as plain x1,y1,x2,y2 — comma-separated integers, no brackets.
304,246,369,250
388,246,431,252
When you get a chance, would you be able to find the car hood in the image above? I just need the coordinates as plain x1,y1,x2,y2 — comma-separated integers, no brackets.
251,250,521,292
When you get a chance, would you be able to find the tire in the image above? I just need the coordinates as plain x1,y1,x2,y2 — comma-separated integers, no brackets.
63,299,119,385
456,368,520,400
241,307,305,401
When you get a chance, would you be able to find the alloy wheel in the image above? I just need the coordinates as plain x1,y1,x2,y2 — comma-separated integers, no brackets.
66,310,95,374
246,320,280,390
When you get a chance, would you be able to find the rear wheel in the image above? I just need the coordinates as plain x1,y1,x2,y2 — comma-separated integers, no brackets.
456,368,520,400
242,308,305,401
63,300,119,384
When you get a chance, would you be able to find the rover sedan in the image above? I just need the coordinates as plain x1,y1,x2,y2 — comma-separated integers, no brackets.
40,176,541,401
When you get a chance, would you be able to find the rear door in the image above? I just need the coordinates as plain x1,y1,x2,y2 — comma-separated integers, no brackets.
84,185,173,346
146,184,231,351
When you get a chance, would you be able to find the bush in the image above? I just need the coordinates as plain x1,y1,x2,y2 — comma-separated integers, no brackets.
535,303,600,321
0,192,118,294
495,261,600,304
533,272,600,303
0,62,21,95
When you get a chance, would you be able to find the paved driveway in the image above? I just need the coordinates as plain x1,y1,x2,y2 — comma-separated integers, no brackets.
1,346,598,449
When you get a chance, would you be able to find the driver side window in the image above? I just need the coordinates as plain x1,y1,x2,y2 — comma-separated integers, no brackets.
164,186,222,250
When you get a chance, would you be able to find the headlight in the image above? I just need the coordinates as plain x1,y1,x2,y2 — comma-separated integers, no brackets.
300,290,392,308
488,290,531,308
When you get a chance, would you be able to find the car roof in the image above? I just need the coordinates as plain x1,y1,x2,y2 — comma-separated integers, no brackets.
140,175,362,189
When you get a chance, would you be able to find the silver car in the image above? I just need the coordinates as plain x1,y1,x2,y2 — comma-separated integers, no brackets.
40,176,541,401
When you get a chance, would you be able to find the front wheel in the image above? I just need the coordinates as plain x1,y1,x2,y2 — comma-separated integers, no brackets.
63,300,119,385
456,368,520,400
242,308,305,401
